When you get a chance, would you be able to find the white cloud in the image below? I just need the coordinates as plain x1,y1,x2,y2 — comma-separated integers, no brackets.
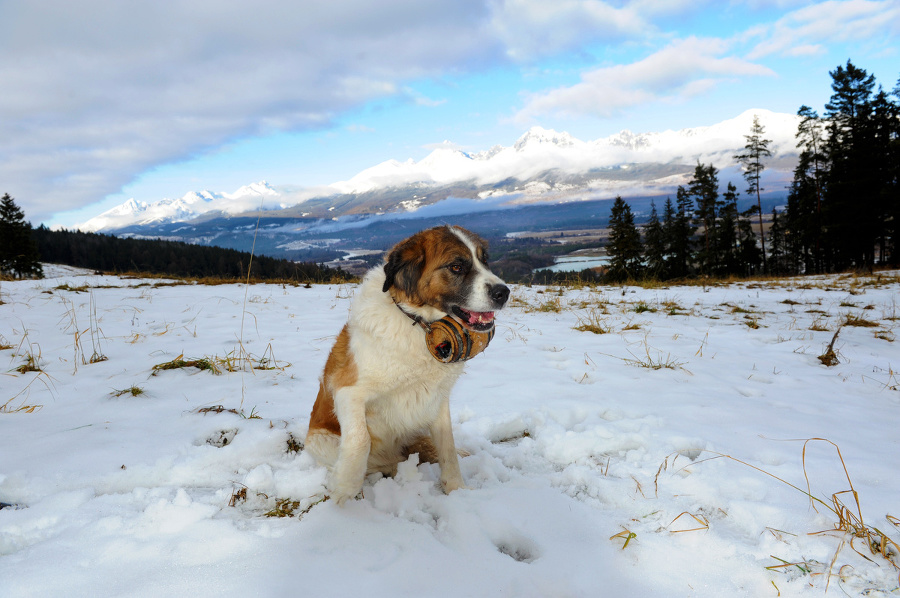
747,0,900,59
487,0,651,61
0,0,500,222
514,37,775,122
402,87,448,107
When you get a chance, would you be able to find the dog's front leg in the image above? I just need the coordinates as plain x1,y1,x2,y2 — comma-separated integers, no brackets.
330,387,370,505
431,396,467,494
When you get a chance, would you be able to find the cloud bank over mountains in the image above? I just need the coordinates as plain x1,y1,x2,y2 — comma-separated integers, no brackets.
78,108,800,232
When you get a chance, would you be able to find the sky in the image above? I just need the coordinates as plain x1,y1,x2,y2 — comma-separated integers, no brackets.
1,0,897,228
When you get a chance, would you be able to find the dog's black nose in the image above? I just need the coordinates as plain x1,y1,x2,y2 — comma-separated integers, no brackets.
490,283,510,307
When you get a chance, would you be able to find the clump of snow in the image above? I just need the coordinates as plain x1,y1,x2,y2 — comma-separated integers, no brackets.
2,270,899,596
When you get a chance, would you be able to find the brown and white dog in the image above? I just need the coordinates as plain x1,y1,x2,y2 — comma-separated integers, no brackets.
305,225,510,504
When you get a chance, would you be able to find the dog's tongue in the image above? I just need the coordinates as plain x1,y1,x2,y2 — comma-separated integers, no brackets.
464,310,494,326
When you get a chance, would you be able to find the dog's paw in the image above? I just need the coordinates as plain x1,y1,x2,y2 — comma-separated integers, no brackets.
440,476,468,494
329,478,364,506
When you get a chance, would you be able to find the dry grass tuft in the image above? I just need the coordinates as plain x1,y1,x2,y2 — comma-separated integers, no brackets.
818,328,842,366
52,283,90,293
809,317,831,332
632,301,657,314
152,354,221,375
111,385,145,398
193,404,262,420
843,314,880,328
662,300,688,316
603,335,687,371
0,334,14,351
874,330,895,342
264,496,328,518
15,353,42,374
196,405,238,415
286,433,304,453
743,315,762,329
573,309,610,334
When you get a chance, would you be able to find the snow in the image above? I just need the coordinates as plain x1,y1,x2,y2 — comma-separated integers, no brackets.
2,268,899,597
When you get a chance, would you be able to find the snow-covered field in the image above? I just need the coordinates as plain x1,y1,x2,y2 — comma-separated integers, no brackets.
2,265,899,597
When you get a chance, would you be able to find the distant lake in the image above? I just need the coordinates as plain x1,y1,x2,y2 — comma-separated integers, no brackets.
538,255,610,272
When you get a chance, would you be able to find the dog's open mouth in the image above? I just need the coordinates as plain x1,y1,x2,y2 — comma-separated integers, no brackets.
452,306,495,331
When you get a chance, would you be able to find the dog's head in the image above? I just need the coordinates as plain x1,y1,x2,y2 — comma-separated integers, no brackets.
382,226,510,331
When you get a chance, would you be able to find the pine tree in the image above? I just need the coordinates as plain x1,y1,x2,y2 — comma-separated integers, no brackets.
666,186,696,278
823,60,877,270
660,197,678,279
767,208,790,274
734,115,772,273
0,194,43,279
787,106,827,273
737,206,763,275
868,87,899,264
688,163,721,275
642,200,666,279
715,182,740,275
606,196,643,282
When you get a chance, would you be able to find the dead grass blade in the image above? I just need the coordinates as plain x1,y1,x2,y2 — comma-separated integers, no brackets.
610,527,637,550
667,511,710,534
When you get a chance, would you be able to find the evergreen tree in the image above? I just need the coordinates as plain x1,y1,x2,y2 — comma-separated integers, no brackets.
0,194,43,279
605,196,643,281
734,114,772,273
715,182,740,275
660,196,678,278
823,60,877,269
642,200,666,279
688,163,721,275
737,206,763,275
767,208,790,274
868,87,900,264
787,106,827,273
667,186,697,278
890,77,900,265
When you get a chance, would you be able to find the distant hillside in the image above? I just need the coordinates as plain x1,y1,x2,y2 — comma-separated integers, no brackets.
31,227,354,282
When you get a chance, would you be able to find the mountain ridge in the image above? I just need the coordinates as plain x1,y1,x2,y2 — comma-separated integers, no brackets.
78,108,800,233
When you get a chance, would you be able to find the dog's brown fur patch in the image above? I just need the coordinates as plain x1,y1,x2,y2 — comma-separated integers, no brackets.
308,324,355,436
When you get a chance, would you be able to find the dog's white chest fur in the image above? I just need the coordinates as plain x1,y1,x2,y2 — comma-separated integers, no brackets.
348,268,465,434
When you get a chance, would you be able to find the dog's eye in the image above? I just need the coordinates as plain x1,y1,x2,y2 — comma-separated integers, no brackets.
448,263,463,274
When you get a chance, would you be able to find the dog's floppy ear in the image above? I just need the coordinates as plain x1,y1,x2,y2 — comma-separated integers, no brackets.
383,237,426,296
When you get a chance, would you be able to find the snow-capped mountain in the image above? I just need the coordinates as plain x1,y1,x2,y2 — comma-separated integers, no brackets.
79,109,800,232
328,109,798,196
79,181,281,231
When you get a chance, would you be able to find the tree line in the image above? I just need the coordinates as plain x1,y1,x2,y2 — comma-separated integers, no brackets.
604,60,899,282
0,194,352,282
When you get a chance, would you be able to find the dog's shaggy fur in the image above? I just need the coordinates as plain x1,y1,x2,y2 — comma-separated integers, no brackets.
305,226,510,504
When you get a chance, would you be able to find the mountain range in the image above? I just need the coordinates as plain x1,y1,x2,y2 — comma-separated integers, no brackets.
78,108,801,235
